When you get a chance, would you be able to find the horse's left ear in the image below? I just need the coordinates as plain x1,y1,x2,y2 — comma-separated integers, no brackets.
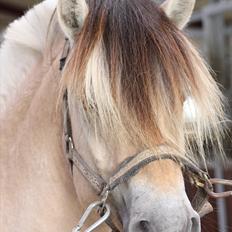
57,0,89,40
161,0,196,29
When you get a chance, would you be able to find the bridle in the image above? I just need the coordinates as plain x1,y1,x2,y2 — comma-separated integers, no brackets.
60,40,232,232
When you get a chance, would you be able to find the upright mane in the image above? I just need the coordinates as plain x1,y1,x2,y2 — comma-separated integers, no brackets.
61,0,225,159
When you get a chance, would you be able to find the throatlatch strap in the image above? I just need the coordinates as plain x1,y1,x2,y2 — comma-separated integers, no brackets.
71,148,106,194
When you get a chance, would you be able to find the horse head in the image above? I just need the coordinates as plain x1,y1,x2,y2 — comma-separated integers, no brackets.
57,0,225,231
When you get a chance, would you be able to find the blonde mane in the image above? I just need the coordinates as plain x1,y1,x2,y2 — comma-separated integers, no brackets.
60,0,226,161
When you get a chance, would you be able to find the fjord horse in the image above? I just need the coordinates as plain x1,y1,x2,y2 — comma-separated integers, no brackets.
0,0,226,231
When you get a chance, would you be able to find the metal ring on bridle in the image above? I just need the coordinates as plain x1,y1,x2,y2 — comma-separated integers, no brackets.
72,201,111,232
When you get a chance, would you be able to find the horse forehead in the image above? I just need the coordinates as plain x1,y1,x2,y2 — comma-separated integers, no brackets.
129,160,185,192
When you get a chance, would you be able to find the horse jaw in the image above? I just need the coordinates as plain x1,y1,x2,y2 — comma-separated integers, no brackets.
161,0,196,29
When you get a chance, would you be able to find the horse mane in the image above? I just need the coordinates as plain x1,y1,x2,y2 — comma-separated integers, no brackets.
61,0,226,160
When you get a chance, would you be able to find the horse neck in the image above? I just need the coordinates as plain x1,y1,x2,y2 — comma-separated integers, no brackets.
0,56,81,232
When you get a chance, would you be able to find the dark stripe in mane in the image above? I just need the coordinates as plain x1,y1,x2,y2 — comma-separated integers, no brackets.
62,0,225,155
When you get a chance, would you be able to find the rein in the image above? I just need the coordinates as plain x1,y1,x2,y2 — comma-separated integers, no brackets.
60,40,232,232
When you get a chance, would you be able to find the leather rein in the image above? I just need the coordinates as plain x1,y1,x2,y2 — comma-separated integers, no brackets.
60,40,232,232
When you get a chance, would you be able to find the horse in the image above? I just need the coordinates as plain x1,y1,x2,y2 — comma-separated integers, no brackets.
0,0,228,231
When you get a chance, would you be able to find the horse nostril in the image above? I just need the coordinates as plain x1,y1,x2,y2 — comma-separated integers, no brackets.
138,220,150,232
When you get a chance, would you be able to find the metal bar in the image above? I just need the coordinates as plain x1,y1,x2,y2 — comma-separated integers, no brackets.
190,1,232,23
214,161,228,232
225,26,232,36
204,0,232,16
203,13,226,84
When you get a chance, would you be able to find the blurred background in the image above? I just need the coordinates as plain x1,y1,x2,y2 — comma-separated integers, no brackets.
0,0,231,231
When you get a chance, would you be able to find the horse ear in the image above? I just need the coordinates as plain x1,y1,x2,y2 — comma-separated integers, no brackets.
161,0,195,29
57,0,89,40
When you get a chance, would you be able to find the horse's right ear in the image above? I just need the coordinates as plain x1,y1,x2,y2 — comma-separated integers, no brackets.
161,0,195,29
57,0,89,40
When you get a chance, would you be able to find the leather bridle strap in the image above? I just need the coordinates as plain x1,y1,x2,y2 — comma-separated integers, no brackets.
69,145,106,194
60,39,232,232
105,149,207,194
60,40,209,202
63,92,106,194
62,86,212,232
63,90,208,199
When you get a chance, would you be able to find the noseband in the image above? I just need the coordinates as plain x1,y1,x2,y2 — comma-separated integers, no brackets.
60,40,232,232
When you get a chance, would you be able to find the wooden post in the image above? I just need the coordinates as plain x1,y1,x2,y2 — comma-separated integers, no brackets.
203,11,226,85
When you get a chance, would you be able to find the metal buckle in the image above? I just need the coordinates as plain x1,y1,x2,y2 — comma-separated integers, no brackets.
67,136,74,150
189,173,207,189
72,201,111,232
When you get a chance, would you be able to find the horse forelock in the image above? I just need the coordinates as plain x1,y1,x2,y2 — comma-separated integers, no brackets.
60,0,226,160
